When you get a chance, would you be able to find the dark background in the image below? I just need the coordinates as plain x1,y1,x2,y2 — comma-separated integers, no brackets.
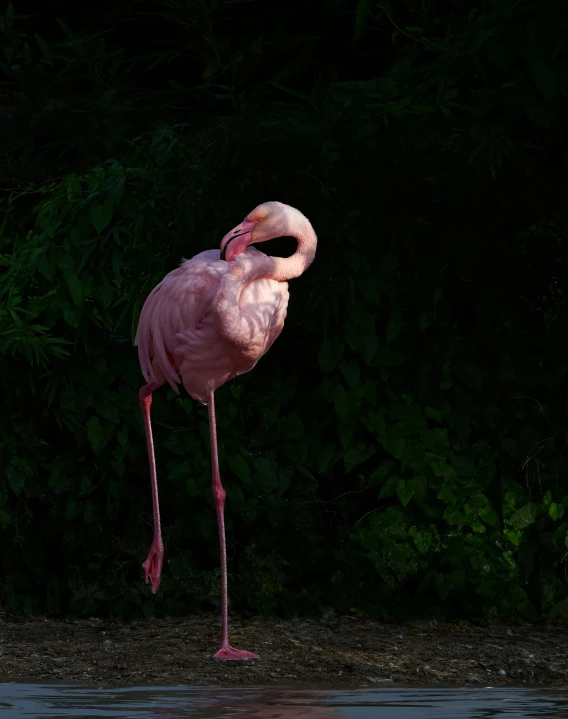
2,0,568,622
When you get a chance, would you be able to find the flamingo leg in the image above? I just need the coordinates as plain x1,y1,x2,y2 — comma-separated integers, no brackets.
139,382,164,593
207,387,259,661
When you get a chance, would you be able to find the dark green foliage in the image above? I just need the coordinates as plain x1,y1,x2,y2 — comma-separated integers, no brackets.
2,0,568,620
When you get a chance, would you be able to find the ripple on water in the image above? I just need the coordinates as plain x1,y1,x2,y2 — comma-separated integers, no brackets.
1,684,568,719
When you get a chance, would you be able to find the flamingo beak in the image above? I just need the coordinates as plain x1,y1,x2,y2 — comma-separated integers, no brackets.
220,220,257,262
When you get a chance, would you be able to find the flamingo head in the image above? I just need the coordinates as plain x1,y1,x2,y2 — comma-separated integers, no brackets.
220,201,311,262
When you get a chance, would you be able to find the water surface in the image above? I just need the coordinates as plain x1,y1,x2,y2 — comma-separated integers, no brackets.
1,683,568,719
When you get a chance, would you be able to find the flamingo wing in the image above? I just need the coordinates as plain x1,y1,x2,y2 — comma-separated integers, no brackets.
135,250,226,392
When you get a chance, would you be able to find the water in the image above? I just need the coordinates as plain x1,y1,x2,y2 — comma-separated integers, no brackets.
1,684,567,719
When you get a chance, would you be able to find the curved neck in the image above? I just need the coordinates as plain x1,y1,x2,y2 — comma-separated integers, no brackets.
268,223,317,282
214,222,316,345
222,221,317,288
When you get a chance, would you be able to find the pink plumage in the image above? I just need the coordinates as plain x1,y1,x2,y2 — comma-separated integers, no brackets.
134,201,317,660
135,249,289,402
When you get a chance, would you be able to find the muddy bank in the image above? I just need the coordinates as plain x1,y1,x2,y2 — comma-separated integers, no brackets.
1,614,567,687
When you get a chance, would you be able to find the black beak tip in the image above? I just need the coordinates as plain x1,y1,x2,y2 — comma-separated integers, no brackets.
220,229,249,263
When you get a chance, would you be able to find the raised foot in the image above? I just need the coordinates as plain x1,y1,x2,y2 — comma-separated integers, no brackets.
213,646,260,661
142,537,164,594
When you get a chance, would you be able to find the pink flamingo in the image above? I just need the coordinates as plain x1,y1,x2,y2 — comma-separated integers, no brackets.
134,201,317,660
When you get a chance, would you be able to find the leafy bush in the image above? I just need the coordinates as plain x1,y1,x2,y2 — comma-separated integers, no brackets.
2,0,568,620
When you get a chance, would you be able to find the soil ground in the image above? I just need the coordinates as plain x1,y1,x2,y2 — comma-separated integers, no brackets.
1,614,567,687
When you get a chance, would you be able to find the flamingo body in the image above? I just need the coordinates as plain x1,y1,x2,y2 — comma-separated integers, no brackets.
135,248,289,402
